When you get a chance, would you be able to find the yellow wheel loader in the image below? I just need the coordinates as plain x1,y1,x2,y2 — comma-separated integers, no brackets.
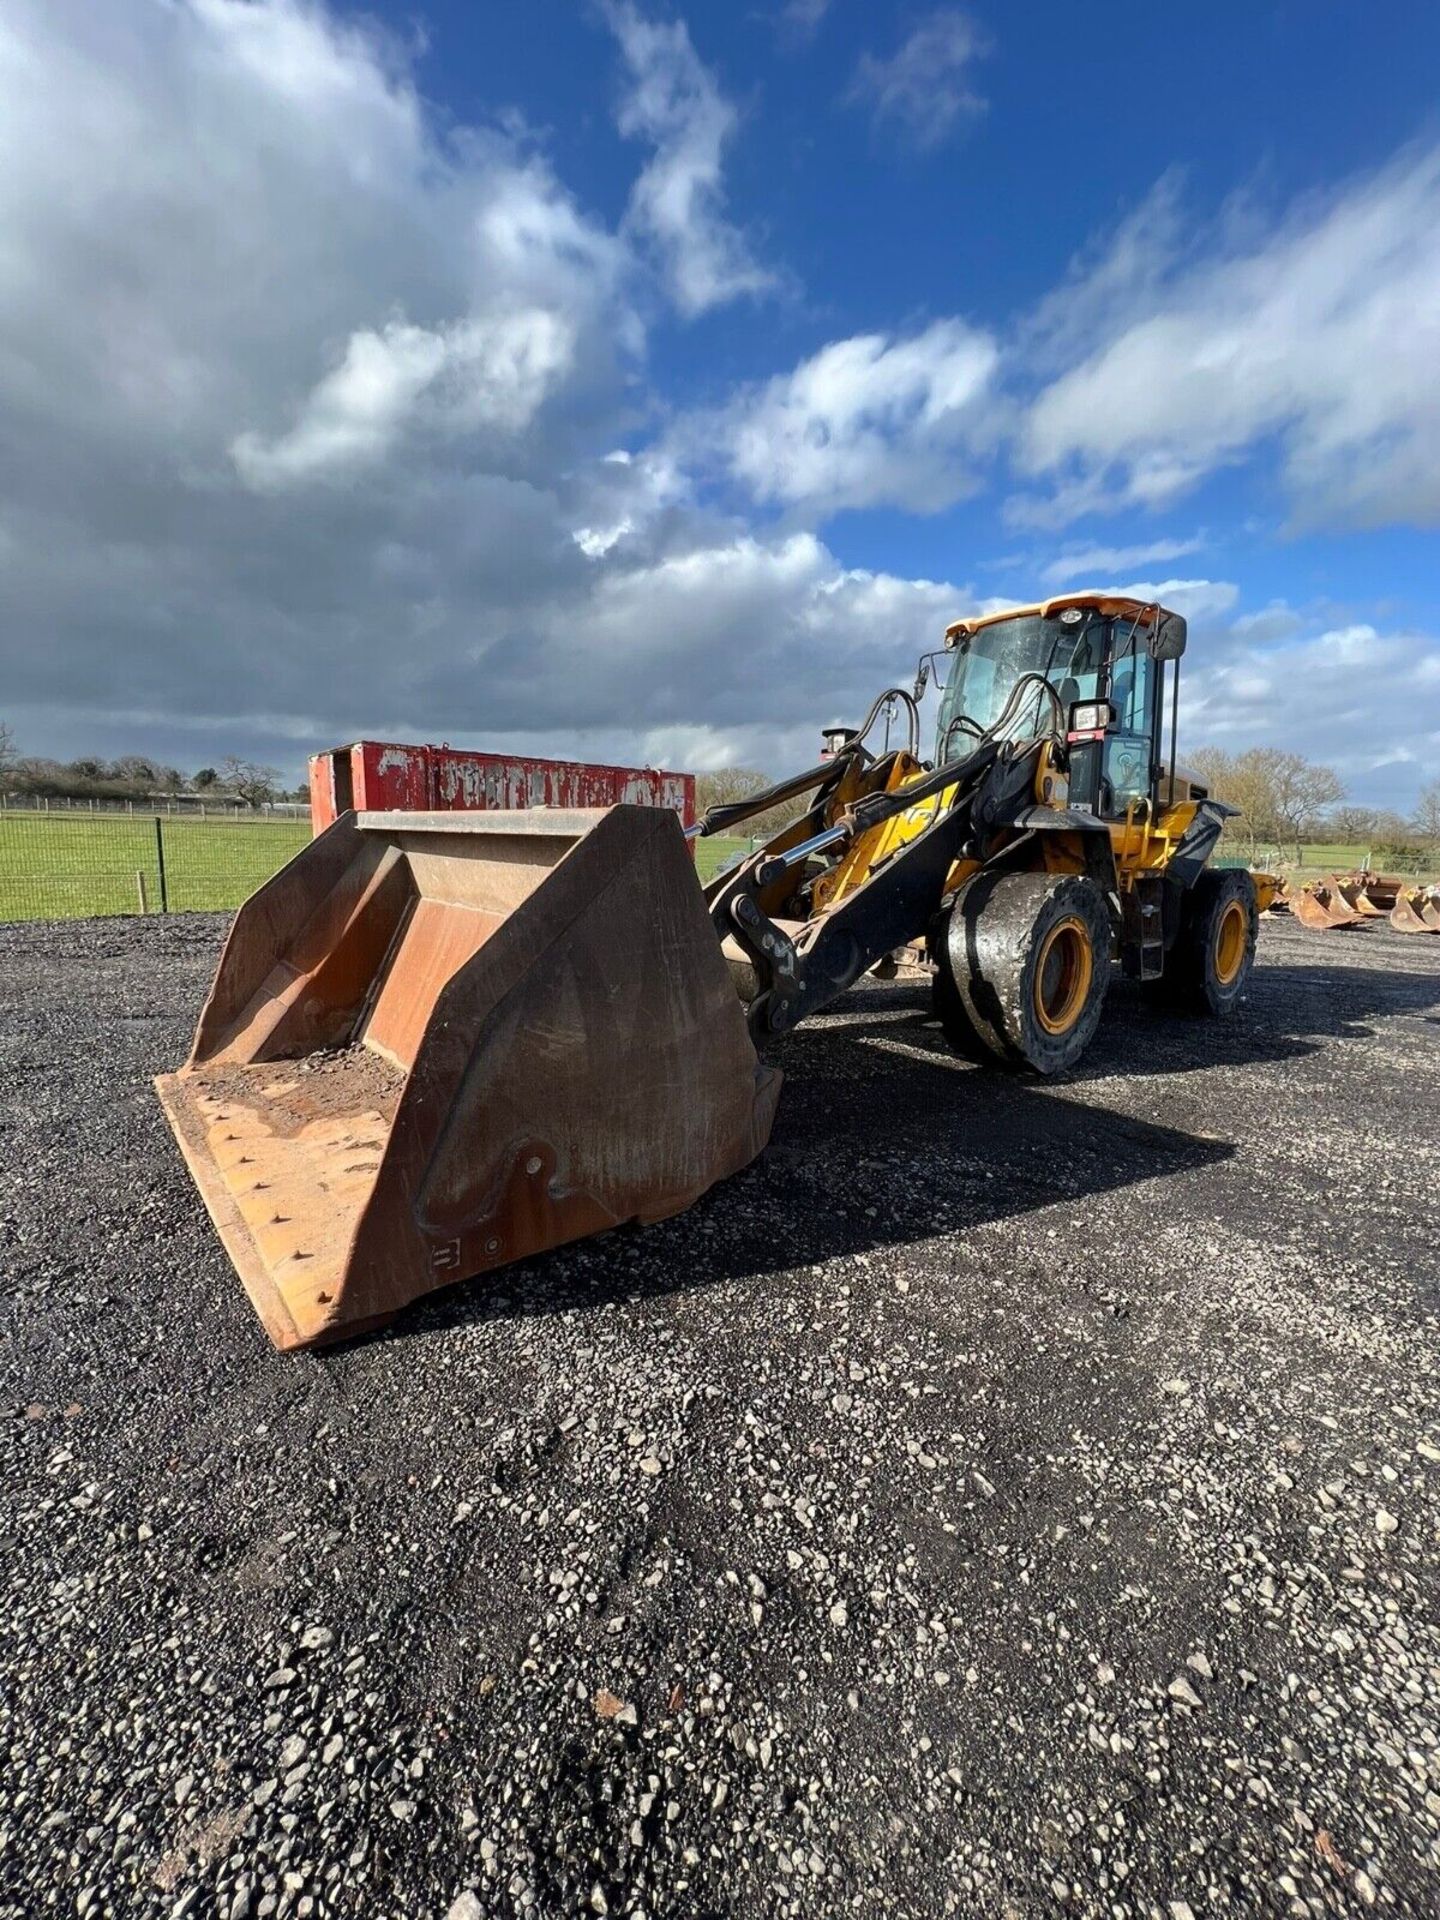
159,594,1258,1350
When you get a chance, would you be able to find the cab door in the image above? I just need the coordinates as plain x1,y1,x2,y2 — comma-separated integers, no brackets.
1101,643,1157,816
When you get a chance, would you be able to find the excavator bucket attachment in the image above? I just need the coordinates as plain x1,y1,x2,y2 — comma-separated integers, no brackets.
1355,872,1403,912
1383,885,1440,935
1336,880,1384,917
1390,890,1434,934
1287,881,1366,931
156,808,780,1350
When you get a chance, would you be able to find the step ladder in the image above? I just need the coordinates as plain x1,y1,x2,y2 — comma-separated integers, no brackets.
1121,873,1166,980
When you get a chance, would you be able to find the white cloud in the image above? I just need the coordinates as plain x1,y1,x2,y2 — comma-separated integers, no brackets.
4,0,1438,817
1040,535,1205,586
441,533,965,746
772,0,830,47
1178,610,1440,811
704,320,999,515
1230,602,1304,644
1021,146,1440,527
848,12,988,153
0,0,969,786
606,2,775,317
1115,578,1241,626
232,310,575,487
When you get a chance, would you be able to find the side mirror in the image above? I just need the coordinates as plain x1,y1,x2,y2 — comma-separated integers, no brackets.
913,660,929,701
1149,613,1187,660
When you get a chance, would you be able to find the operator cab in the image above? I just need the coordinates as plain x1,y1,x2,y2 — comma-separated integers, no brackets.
936,594,1187,819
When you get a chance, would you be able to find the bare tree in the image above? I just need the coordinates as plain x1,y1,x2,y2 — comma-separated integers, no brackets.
0,720,15,789
109,754,161,791
1414,778,1440,845
697,768,769,812
695,767,807,841
1180,745,1344,860
1182,747,1271,857
1329,802,1383,842
220,755,283,810
1184,745,1234,798
1256,749,1344,860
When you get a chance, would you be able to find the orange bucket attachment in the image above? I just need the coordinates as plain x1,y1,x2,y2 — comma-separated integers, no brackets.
1390,887,1440,935
1335,880,1385,917
157,808,780,1350
1286,881,1367,931
1353,872,1404,912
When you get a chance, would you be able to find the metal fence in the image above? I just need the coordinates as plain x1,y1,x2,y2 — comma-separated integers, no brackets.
0,792,308,818
0,811,311,923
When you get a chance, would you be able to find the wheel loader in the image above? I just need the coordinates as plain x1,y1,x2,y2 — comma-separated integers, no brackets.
158,593,1265,1350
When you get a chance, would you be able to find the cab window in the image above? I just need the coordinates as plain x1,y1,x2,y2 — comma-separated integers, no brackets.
1103,641,1154,808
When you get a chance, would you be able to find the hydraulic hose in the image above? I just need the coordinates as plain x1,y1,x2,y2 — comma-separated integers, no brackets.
852,687,921,760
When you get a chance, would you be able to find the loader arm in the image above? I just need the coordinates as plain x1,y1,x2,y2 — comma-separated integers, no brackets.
707,733,1047,1042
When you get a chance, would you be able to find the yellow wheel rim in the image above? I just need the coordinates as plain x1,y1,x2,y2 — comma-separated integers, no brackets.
1032,916,1093,1036
1214,899,1248,985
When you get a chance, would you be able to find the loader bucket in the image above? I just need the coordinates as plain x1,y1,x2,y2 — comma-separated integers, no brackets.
1390,890,1434,935
1356,873,1403,912
156,808,781,1350
1336,880,1384,917
1288,884,1365,932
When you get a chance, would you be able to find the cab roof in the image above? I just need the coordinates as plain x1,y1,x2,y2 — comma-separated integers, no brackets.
944,593,1180,647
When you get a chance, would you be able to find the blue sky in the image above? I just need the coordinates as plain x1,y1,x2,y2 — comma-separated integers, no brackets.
2,0,1438,808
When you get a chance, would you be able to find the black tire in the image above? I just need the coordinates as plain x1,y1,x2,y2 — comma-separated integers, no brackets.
1157,867,1257,1015
930,951,990,1062
935,870,1112,1073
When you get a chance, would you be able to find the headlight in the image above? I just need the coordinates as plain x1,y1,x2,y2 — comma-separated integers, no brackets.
1069,700,1113,734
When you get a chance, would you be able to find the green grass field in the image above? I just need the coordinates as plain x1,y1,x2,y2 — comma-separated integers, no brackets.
0,814,757,923
1221,841,1437,882
693,833,754,882
0,813,311,921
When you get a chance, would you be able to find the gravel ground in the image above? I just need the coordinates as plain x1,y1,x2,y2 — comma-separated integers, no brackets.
2,911,1438,1920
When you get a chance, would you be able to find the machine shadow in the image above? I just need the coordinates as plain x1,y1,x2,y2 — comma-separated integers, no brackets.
810,957,1440,1087
352,947,1440,1352
370,1016,1237,1350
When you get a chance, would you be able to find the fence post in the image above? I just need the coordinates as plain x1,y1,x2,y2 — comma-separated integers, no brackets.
154,816,169,913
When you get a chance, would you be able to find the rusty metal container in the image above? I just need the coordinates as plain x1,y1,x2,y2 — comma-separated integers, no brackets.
156,807,778,1350
307,740,694,836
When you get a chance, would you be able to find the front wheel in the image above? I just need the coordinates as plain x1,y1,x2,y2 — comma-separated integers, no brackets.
1156,867,1257,1014
935,870,1112,1073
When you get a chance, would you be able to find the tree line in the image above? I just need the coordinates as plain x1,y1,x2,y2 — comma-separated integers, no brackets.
0,722,296,809
6,717,1436,849
1186,746,1440,862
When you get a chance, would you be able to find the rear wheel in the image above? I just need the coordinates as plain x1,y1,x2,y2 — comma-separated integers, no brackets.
1157,867,1257,1014
935,870,1112,1073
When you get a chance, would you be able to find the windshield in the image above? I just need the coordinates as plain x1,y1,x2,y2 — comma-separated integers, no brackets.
936,614,1104,759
